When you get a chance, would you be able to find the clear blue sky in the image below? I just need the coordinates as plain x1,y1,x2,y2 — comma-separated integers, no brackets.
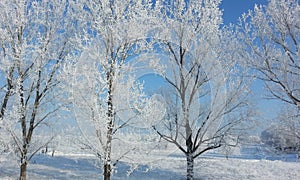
220,0,268,24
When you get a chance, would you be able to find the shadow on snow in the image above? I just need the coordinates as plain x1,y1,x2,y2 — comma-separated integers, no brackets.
30,154,183,179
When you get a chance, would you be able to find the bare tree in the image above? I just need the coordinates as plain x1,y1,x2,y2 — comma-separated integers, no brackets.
0,1,71,179
149,0,253,179
239,0,300,110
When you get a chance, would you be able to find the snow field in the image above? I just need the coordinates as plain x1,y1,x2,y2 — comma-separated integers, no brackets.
1,153,299,180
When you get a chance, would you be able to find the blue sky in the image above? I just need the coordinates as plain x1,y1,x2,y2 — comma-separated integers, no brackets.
220,0,268,24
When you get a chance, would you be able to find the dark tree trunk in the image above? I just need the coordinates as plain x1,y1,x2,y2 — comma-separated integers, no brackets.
186,133,194,180
103,69,114,180
186,153,194,180
104,163,111,180
19,161,27,180
0,89,11,119
0,67,14,120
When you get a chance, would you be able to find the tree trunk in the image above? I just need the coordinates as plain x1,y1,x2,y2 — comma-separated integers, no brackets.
186,154,194,180
104,163,111,180
19,161,27,180
104,70,114,180
185,118,194,180
0,67,14,120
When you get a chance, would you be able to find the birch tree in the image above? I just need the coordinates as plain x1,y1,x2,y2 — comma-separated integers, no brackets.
0,1,70,179
149,0,253,179
239,0,300,110
67,1,163,179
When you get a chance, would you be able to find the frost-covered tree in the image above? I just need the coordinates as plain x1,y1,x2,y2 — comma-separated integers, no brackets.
239,0,300,111
0,1,71,179
66,1,163,179
277,106,300,152
261,106,300,153
149,0,253,179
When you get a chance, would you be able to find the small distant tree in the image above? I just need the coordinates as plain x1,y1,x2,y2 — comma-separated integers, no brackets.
239,0,300,110
149,0,253,179
261,107,300,153
0,1,71,179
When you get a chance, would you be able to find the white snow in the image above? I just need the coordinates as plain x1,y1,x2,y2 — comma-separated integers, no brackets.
1,151,299,180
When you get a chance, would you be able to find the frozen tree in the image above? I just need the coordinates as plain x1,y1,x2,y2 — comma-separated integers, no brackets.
148,0,253,179
66,1,164,179
0,1,71,179
261,106,300,153
239,0,300,111
276,107,300,153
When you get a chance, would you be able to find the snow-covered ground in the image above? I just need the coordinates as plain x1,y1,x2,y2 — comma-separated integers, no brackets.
1,151,299,180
